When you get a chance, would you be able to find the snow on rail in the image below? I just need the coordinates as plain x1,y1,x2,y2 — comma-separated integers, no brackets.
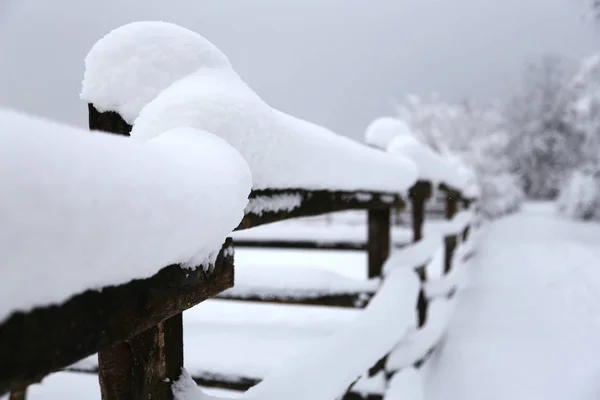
364,116,466,190
0,108,251,324
82,21,418,193
238,266,419,400
384,368,424,400
220,265,379,300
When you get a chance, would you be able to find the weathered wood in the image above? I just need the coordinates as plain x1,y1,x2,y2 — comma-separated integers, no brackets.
0,240,234,396
408,180,433,242
367,209,391,279
88,104,132,135
99,313,183,400
216,291,373,308
9,389,26,400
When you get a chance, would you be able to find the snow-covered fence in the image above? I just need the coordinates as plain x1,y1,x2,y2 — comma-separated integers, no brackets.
1,21,479,400
0,108,251,399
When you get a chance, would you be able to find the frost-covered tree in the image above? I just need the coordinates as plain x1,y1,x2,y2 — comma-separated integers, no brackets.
556,52,600,219
395,96,523,218
503,55,581,199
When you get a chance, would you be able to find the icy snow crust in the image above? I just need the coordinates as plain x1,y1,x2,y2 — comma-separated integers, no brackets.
0,108,251,323
82,21,418,193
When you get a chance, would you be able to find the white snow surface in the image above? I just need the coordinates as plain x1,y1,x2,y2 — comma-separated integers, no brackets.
239,266,419,400
426,202,600,400
384,368,424,400
221,264,378,298
81,21,234,124
0,108,251,323
244,193,302,216
364,117,412,150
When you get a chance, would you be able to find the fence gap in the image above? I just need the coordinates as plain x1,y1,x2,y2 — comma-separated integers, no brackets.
89,104,183,400
367,209,391,279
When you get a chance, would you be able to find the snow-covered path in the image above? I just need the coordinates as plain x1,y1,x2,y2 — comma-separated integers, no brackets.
426,202,600,400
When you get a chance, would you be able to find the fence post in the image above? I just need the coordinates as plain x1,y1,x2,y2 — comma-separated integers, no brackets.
367,209,391,279
461,198,471,242
409,181,432,327
88,104,183,400
443,189,459,274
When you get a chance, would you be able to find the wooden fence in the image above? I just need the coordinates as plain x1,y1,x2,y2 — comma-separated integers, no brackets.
0,24,479,400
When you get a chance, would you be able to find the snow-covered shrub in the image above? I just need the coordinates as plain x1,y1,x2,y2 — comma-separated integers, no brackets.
556,169,600,220
479,173,524,219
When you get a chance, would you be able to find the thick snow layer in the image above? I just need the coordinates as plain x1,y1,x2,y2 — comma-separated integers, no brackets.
81,21,234,124
351,372,386,396
425,246,470,298
384,368,424,400
0,108,251,323
131,68,417,192
222,265,378,298
80,21,415,192
364,117,412,150
386,296,457,371
239,267,419,400
382,235,443,276
442,210,473,236
387,135,463,189
426,203,600,400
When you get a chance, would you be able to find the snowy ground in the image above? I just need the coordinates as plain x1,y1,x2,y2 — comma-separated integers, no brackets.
13,202,600,399
425,202,600,400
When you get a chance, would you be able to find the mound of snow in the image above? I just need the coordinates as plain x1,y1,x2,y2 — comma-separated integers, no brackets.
0,107,251,323
81,21,234,124
387,135,461,188
364,117,412,150
81,22,418,192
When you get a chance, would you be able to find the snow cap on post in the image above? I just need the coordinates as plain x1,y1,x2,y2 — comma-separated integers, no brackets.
81,21,233,124
364,117,412,150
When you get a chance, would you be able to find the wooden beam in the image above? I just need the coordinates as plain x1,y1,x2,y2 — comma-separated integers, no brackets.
367,209,391,279
0,240,234,396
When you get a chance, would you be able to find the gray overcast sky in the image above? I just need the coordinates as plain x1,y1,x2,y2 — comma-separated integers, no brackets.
0,0,597,139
